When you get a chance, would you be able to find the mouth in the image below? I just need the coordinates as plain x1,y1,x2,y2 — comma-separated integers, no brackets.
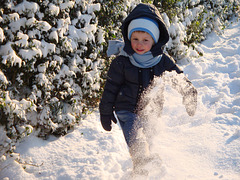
136,49,144,52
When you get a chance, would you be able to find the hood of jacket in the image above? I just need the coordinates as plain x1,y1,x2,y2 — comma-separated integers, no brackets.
121,3,169,57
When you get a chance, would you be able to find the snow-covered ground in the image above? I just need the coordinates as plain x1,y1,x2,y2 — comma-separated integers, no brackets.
1,19,240,180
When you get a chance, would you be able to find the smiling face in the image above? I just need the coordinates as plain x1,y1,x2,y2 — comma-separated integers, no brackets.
130,31,155,55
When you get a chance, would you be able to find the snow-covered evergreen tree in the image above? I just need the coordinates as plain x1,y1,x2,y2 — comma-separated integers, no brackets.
154,0,240,61
0,0,140,157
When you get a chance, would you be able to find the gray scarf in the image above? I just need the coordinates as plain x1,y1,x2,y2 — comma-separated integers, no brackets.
107,40,162,68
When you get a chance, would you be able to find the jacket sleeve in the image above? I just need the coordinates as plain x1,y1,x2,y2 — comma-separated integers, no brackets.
163,54,183,74
99,57,125,115
162,54,196,94
162,54,198,116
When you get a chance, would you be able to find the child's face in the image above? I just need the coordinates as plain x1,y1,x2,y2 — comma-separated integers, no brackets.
130,31,154,55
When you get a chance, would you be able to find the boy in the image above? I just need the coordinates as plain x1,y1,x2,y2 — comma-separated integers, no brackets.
99,3,197,175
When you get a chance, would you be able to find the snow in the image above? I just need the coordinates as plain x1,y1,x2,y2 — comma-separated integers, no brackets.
87,3,101,14
0,42,23,67
1,19,240,180
60,1,75,11
0,28,4,42
8,17,27,33
13,0,39,17
36,21,52,32
48,3,60,16
19,48,42,61
0,70,8,85
49,30,59,43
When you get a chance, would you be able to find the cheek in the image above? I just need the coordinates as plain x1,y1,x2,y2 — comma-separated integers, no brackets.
145,43,153,50
131,41,136,49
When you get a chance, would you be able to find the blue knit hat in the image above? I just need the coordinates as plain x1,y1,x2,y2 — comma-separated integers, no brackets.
128,17,160,43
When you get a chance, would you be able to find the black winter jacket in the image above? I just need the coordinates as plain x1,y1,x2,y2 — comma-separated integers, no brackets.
99,3,183,115
99,54,183,115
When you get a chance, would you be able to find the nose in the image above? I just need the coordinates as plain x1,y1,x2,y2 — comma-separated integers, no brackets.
136,41,144,47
